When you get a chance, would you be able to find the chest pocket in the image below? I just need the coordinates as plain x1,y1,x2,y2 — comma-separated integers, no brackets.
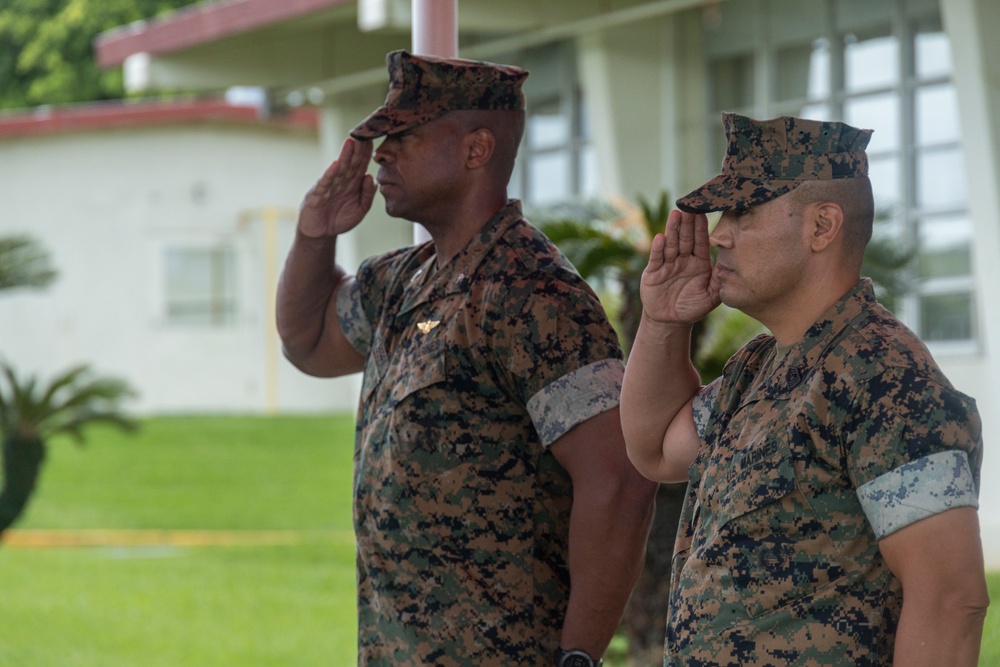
705,443,844,619
360,335,446,404
388,346,447,407
382,344,475,476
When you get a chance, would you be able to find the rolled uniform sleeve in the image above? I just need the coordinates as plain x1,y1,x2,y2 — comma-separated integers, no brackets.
492,285,624,448
528,359,624,447
847,368,983,540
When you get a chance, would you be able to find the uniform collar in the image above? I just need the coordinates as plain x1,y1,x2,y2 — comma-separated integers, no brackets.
758,279,876,398
398,200,524,316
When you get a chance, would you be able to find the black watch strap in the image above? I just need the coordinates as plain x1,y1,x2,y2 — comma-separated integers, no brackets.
554,648,603,667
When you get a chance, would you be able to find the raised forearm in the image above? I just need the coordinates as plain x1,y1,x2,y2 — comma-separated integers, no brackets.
276,230,357,376
620,315,702,481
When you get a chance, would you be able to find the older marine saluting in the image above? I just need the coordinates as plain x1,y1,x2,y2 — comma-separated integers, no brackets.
621,113,987,667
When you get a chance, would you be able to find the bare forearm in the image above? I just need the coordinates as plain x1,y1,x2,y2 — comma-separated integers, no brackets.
275,230,349,373
621,314,701,480
559,475,656,658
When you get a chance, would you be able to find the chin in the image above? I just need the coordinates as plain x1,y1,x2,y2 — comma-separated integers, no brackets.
382,201,405,219
718,289,745,311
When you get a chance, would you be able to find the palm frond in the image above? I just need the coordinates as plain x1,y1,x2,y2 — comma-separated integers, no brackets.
568,236,641,278
0,236,58,291
861,236,920,298
539,219,611,244
0,362,137,443
637,191,671,237
48,411,139,445
863,205,919,301
49,376,136,414
35,364,92,417
537,212,639,280
12,372,41,426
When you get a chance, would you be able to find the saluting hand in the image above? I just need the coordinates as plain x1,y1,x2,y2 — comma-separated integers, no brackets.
298,137,376,239
641,209,721,325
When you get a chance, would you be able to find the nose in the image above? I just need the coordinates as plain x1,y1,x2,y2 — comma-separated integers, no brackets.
373,137,396,165
710,211,736,248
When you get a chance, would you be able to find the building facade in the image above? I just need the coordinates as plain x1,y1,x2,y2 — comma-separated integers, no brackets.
0,99,362,414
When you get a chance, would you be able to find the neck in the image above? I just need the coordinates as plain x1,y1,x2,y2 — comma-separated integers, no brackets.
422,190,508,266
760,272,860,346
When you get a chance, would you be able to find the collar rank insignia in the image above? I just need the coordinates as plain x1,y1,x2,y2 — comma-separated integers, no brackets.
417,320,441,334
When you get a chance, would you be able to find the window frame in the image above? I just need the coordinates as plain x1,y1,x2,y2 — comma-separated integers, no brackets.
703,0,977,354
162,243,239,328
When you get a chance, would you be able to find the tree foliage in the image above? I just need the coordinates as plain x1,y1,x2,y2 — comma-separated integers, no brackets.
536,192,669,354
0,235,57,290
0,0,199,110
0,361,137,443
536,191,764,360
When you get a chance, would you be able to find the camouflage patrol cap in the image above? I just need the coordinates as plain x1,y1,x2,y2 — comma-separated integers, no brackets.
349,50,528,140
676,112,873,213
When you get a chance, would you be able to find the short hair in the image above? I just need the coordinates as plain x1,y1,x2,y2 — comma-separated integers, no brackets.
449,109,525,184
786,177,874,260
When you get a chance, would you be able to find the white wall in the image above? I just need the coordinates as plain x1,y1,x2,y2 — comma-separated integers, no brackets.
0,121,359,415
577,19,669,202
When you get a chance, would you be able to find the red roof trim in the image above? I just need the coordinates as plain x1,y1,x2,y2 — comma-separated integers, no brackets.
95,0,351,69
0,98,318,139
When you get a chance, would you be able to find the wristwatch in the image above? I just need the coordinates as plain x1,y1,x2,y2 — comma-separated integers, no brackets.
554,648,603,667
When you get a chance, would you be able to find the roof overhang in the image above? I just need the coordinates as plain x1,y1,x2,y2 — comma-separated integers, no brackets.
95,0,355,69
0,98,318,140
94,0,714,99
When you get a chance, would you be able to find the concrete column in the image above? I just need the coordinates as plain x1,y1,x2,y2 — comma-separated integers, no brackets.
576,20,669,203
939,0,1000,566
577,10,710,210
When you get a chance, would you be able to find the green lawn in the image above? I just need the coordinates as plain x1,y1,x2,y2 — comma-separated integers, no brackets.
1,414,998,666
0,415,360,667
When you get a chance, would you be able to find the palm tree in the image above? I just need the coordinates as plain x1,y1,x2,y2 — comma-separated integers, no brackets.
0,361,137,537
536,193,916,666
537,192,666,352
0,234,137,539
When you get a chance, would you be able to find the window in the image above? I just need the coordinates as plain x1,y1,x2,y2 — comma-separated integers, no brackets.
508,42,595,209
518,92,595,208
164,246,237,326
705,0,975,350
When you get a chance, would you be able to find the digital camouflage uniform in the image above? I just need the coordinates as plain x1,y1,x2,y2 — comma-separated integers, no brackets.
666,114,984,665
336,200,624,666
668,282,982,667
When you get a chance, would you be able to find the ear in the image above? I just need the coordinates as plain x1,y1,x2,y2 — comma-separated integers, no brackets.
465,128,495,170
808,201,844,253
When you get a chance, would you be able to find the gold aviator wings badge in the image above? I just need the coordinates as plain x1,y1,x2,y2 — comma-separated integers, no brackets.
417,320,441,334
